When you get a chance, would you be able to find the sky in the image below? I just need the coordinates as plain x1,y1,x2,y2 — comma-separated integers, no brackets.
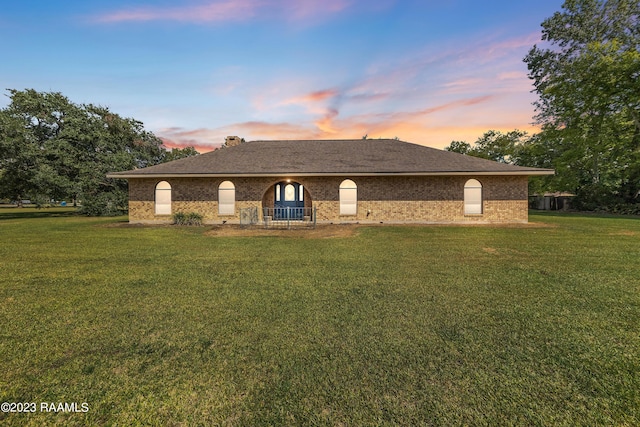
0,0,565,152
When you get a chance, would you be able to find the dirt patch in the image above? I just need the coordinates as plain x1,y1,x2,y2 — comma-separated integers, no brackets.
205,224,361,238
105,221,555,236
102,221,149,228
609,230,638,236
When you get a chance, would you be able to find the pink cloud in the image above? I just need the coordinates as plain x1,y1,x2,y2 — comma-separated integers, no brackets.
156,103,541,152
276,94,498,143
281,88,339,106
336,95,494,125
160,138,219,154
346,32,540,102
252,30,536,135
153,29,541,152
305,89,339,102
315,108,340,134
414,95,494,117
497,71,525,81
157,128,224,152
95,0,259,24
347,92,391,103
234,120,322,138
156,121,327,151
92,0,372,24
284,0,352,21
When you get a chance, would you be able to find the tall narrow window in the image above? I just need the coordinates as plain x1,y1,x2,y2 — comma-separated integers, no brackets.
464,179,483,214
339,179,357,215
155,181,172,215
218,181,235,215
284,184,295,201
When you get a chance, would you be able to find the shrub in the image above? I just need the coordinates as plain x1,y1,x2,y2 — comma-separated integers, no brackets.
172,212,203,226
79,191,128,216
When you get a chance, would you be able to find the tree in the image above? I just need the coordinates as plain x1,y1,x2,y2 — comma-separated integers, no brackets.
0,89,191,215
445,130,529,164
524,0,640,209
163,146,200,162
445,140,471,155
70,104,167,215
0,90,84,205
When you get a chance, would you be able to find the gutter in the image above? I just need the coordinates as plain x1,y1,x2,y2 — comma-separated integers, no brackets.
107,170,554,179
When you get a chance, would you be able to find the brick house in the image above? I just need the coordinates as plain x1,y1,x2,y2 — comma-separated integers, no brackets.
107,138,554,224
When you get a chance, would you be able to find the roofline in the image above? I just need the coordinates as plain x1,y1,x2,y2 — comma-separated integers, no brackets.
107,170,554,179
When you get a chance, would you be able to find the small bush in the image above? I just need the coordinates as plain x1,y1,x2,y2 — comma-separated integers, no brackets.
172,212,203,226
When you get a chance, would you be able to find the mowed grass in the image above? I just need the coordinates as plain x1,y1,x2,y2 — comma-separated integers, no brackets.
1,209,639,426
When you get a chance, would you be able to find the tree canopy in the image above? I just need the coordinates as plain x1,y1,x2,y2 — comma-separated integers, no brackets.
524,0,640,210
450,1,639,212
445,130,530,164
0,89,198,215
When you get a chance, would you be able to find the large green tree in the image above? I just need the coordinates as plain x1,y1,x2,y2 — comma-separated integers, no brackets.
0,89,198,215
524,0,640,209
445,130,530,164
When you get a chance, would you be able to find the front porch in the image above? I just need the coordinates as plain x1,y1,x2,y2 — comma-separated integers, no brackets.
238,206,317,229
262,206,317,229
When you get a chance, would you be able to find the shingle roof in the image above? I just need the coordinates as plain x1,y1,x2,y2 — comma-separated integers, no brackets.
107,139,554,178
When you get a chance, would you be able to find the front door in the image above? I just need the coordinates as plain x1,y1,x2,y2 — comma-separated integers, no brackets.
274,182,304,220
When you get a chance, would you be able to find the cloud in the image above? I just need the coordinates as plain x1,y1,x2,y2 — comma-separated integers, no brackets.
306,95,497,142
315,108,340,134
94,0,258,24
153,30,542,151
282,88,339,106
156,100,541,152
280,0,353,21
233,120,321,139
347,92,391,103
156,121,326,151
92,0,370,25
411,95,495,118
157,128,224,152
160,138,219,154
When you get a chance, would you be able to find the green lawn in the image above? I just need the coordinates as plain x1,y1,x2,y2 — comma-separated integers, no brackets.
1,209,639,426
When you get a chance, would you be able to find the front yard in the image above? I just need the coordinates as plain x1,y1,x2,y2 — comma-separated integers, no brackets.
1,209,638,425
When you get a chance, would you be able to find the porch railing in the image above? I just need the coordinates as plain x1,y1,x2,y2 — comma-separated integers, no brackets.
262,207,317,229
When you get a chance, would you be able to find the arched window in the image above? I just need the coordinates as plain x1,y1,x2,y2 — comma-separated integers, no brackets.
464,179,483,215
284,183,296,201
339,179,357,215
155,181,172,215
218,181,235,215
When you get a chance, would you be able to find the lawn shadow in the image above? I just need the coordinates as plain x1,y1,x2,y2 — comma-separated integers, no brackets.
0,207,80,220
529,210,640,221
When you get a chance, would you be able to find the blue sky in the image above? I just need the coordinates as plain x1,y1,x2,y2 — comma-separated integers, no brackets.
0,0,564,151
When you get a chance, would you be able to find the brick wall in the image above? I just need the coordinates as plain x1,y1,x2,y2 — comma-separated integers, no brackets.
127,175,529,224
